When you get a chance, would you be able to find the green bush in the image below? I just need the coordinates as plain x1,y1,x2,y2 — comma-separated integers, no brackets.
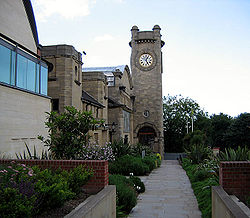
193,169,210,182
142,155,158,171
129,176,145,193
34,169,75,210
109,155,150,176
38,106,103,159
182,158,219,218
0,163,93,216
218,146,250,161
0,187,35,218
65,165,93,194
184,144,212,164
110,140,131,159
109,174,137,214
130,143,153,157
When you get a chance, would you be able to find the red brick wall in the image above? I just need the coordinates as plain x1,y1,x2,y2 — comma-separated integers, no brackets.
219,161,250,202
0,159,109,194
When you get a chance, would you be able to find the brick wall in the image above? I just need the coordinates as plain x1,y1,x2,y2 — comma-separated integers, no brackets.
219,161,250,202
0,159,109,194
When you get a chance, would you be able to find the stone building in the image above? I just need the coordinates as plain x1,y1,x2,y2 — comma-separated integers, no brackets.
83,65,134,144
41,45,109,146
130,25,165,155
0,0,50,157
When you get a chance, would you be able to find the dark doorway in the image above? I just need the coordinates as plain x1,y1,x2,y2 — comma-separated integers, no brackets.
138,126,156,147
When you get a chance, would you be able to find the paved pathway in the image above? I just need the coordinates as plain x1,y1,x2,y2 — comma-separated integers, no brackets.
128,160,202,218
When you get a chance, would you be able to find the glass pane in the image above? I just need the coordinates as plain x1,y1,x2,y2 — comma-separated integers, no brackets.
0,44,12,84
10,51,16,85
40,65,48,95
26,59,36,92
35,64,40,93
17,54,27,89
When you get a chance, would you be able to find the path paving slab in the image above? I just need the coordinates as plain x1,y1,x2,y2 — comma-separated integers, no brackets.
128,160,202,218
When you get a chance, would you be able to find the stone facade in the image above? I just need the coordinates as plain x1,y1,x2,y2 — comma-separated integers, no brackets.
83,66,134,144
0,0,51,157
41,45,83,112
130,25,164,156
42,45,109,146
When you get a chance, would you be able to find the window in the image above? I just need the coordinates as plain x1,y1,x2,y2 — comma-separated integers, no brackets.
123,110,130,133
0,44,15,85
107,76,115,86
41,65,48,95
52,99,59,112
0,38,48,95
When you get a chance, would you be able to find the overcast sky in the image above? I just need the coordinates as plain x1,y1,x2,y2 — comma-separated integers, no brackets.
31,0,250,117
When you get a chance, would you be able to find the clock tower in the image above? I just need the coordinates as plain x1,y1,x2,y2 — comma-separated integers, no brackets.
130,25,165,156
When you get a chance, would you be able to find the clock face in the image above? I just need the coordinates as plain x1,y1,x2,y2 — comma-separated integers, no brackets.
139,53,153,67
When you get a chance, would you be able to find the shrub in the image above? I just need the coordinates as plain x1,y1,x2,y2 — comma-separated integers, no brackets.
38,106,103,159
184,144,212,164
109,174,137,214
130,143,153,157
64,165,93,194
193,169,210,182
218,146,250,161
0,187,35,218
110,140,131,159
80,142,115,161
129,175,145,193
142,155,157,171
0,163,93,216
182,158,219,218
34,168,75,210
109,155,150,176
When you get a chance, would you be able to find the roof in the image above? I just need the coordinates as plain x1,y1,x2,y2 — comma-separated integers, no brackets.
83,65,127,76
22,0,39,46
82,90,104,108
108,97,123,108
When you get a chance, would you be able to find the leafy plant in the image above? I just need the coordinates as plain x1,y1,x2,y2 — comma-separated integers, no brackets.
109,174,137,215
16,143,53,160
64,165,93,194
218,146,250,161
0,187,35,218
38,106,103,160
182,158,219,218
130,143,153,157
184,143,212,164
129,175,145,193
110,140,131,159
80,142,115,161
109,155,150,176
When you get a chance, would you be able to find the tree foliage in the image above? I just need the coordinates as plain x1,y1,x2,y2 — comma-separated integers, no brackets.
224,113,250,149
163,94,250,152
38,106,102,159
163,94,206,152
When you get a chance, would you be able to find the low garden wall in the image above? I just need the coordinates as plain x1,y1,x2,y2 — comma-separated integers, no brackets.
219,161,250,202
65,185,116,218
0,159,109,194
212,186,249,218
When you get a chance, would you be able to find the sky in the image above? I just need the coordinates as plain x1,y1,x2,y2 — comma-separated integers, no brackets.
30,0,250,117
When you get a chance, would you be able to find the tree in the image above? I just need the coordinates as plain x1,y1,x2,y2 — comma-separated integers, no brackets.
224,113,250,149
209,113,232,148
163,95,206,152
38,106,102,159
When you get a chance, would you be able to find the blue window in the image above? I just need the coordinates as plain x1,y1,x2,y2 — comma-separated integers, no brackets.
0,44,15,85
40,65,48,95
0,38,48,95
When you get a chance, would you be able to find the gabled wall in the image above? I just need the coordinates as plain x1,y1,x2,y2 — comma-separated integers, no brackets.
0,0,37,53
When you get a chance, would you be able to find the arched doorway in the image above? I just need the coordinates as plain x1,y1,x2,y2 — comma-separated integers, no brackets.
138,126,156,147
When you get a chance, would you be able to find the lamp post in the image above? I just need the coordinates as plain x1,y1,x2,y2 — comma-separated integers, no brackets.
110,122,116,142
